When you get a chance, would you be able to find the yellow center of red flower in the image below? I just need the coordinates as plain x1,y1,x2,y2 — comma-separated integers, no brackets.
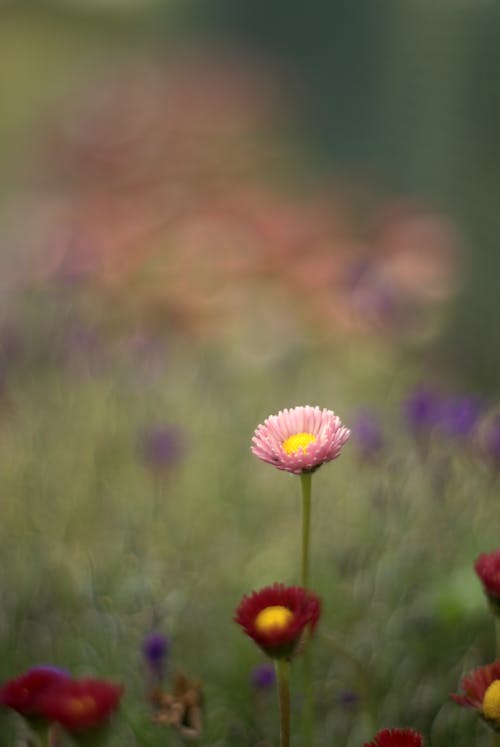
254,606,294,634
282,432,317,455
483,680,500,721
67,695,97,717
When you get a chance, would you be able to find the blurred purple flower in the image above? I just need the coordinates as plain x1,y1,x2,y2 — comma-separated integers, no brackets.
142,632,170,682
29,665,70,677
140,426,184,471
484,416,500,468
337,689,359,709
250,663,275,690
403,386,442,434
351,410,384,459
438,395,482,438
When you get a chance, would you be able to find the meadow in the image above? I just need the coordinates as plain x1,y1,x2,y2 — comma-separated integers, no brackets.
0,5,499,746
0,282,498,746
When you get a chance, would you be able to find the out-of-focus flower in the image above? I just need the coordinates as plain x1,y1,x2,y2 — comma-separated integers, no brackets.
140,426,184,472
337,689,359,709
143,632,170,683
475,551,500,615
364,728,424,746
38,678,123,733
376,203,461,304
234,583,321,659
451,661,500,731
483,416,500,470
351,410,384,460
403,386,442,435
251,405,350,475
438,395,482,438
250,663,276,691
0,666,70,719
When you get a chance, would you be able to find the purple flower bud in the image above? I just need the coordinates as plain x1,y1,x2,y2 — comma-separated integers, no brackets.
351,410,384,459
484,416,500,468
142,632,170,683
140,427,184,471
403,386,442,434
338,689,359,709
250,663,275,690
439,395,482,438
28,665,70,677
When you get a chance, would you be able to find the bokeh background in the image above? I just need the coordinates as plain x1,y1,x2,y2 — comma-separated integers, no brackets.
1,1,500,745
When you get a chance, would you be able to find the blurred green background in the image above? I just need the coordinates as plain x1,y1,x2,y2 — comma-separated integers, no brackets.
0,1,500,746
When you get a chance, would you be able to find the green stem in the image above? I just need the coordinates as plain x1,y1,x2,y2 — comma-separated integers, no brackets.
490,732,500,747
495,617,500,659
28,720,52,747
299,472,314,747
275,659,291,747
300,472,312,588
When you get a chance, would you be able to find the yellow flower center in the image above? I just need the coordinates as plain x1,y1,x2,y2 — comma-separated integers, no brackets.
483,680,500,721
254,606,294,634
282,432,317,456
67,695,97,717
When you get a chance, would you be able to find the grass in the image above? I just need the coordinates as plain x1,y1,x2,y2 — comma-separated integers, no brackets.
0,286,497,746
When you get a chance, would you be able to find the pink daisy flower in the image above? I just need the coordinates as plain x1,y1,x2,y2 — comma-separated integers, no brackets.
251,405,350,474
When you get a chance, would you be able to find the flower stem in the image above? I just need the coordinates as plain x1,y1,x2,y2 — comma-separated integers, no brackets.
29,722,51,747
275,659,291,747
495,616,500,659
300,472,312,588
300,472,314,747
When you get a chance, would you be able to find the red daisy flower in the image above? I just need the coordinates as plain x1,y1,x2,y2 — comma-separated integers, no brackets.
234,583,321,659
451,661,500,731
364,728,424,747
475,550,500,602
37,678,123,733
0,666,70,718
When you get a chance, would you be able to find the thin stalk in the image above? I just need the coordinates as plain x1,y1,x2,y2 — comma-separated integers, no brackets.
29,721,51,747
300,472,312,588
275,659,291,747
495,616,500,659
300,471,314,747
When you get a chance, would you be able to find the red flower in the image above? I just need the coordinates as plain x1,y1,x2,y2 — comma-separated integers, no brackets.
0,666,70,718
364,728,424,747
451,661,500,711
38,678,123,733
234,583,320,659
475,550,500,600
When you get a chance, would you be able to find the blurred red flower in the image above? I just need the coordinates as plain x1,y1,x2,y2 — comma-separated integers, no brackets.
0,666,69,718
37,678,123,733
364,728,423,746
475,550,500,600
